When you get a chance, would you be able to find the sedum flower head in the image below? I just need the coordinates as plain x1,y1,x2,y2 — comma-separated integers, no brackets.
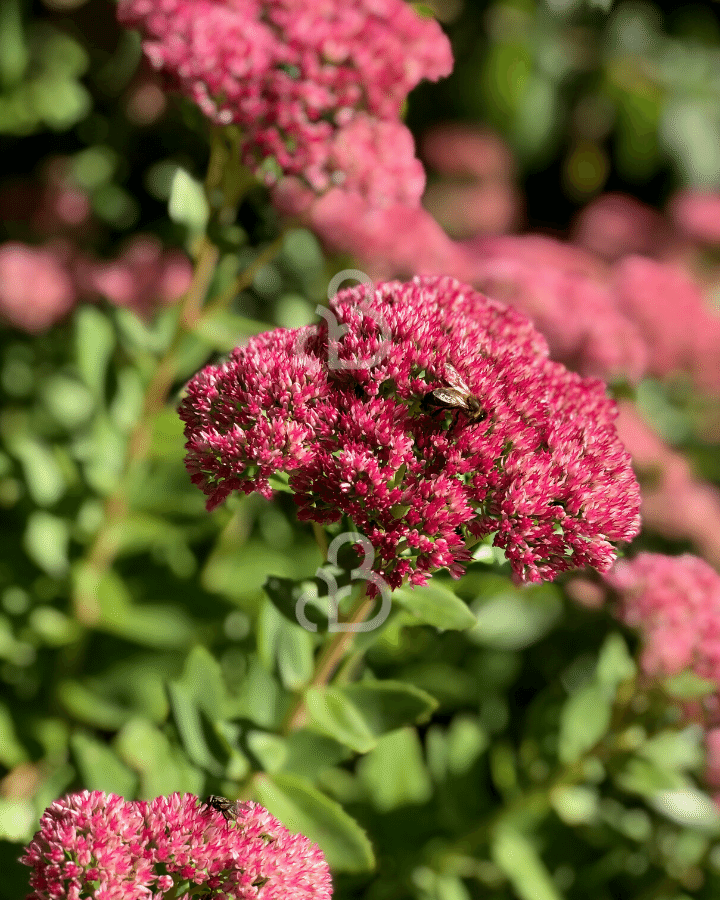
180,276,640,586
116,0,452,204
21,791,332,900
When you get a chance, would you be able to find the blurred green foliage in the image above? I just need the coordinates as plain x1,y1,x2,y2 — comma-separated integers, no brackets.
2,2,720,900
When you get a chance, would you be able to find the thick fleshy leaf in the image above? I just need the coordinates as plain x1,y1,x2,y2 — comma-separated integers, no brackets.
358,728,432,811
255,772,375,872
304,682,437,753
70,732,137,797
469,577,562,649
492,826,563,900
304,687,376,753
342,681,437,734
558,681,612,765
392,583,476,631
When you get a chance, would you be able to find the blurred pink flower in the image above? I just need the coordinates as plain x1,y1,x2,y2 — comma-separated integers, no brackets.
610,255,720,381
420,124,521,239
423,177,521,240
421,124,515,181
21,791,332,900
180,276,640,587
669,189,720,246
460,235,648,383
78,235,192,318
0,242,77,333
571,192,670,262
117,0,452,205
0,159,92,237
615,402,720,571
608,552,720,685
276,187,466,280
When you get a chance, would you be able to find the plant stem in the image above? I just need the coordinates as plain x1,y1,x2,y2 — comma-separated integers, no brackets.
199,229,287,324
282,585,377,733
71,133,284,625
73,235,219,624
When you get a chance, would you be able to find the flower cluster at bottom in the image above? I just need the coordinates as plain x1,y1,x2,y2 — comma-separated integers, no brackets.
21,791,332,900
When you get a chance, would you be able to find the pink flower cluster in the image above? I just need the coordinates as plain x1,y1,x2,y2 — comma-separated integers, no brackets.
615,402,720,573
117,0,452,205
608,553,720,686
21,791,332,900
180,276,640,587
0,237,192,332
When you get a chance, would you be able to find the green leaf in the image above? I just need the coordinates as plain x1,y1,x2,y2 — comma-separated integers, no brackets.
304,687,376,753
0,702,26,767
78,567,195,648
195,309,273,351
596,633,636,690
342,681,437,734
491,826,563,900
663,670,717,700
282,730,352,779
558,681,613,764
23,512,69,576
0,798,36,843
392,583,476,631
446,715,489,776
168,167,209,233
469,579,562,650
550,785,599,826
150,409,186,461
176,646,229,718
167,681,226,777
616,757,688,798
637,727,703,772
304,681,437,754
358,728,432,811
264,575,327,630
246,730,287,774
70,732,137,796
57,680,129,730
42,375,94,429
258,598,314,690
649,788,720,833
75,305,115,400
204,542,318,599
13,439,66,507
255,772,374,873
116,718,206,797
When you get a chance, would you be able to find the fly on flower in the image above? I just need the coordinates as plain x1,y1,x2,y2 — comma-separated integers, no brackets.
421,364,487,422
203,795,241,823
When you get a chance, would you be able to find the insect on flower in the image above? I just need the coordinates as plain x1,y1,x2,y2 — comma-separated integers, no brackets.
421,364,487,422
203,795,241,823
